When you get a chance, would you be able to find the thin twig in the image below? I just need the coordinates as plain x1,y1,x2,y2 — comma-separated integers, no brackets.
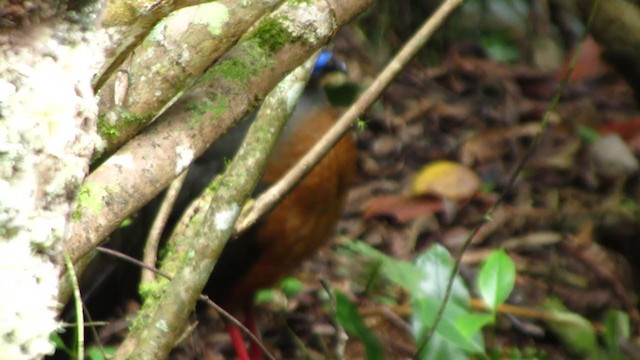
96,246,173,280
234,0,464,235
95,246,277,360
141,171,187,284
320,280,347,360
282,313,314,360
412,1,602,357
359,299,606,333
60,321,110,328
82,305,111,359
198,296,277,360
63,251,84,360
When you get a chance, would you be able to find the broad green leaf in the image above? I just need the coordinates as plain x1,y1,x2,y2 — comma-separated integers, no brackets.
477,249,515,312
414,244,470,307
542,298,599,356
341,241,485,357
412,245,483,356
341,239,422,292
417,332,468,360
455,313,494,339
413,295,484,354
335,290,384,360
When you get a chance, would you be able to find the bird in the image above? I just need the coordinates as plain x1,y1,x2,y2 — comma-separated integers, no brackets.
187,50,357,359
65,51,355,360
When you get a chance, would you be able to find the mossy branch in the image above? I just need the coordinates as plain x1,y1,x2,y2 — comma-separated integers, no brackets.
64,0,372,291
95,0,211,90
96,0,285,155
113,49,320,360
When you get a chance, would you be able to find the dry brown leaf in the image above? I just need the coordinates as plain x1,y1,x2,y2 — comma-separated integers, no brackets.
363,194,444,223
460,123,540,165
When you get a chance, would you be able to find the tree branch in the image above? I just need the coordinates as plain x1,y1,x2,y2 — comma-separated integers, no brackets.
113,47,323,360
65,0,371,268
96,0,284,154
235,0,464,236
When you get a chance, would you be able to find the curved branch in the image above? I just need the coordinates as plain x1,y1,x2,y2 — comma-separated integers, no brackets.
95,0,211,89
235,0,464,235
113,48,323,360
64,0,372,293
96,0,284,153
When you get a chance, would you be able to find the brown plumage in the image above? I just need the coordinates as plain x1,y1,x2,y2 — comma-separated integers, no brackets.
204,107,355,310
198,101,355,360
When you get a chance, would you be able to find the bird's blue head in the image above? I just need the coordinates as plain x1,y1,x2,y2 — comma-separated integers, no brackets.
312,50,347,78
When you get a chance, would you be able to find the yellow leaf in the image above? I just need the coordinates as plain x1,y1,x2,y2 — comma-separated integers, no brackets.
411,160,480,200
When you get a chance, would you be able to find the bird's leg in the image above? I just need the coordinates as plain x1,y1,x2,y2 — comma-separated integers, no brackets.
243,304,264,360
227,321,251,360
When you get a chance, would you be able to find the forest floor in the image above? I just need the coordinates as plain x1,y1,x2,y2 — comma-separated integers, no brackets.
88,29,640,360
183,32,640,360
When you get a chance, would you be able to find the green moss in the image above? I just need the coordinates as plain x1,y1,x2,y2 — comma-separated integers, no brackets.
186,97,229,125
197,24,279,91
129,303,152,333
356,118,368,131
97,110,148,140
203,57,254,84
130,277,170,332
73,182,109,220
158,219,203,277
120,110,148,126
139,278,169,302
249,17,292,54
288,0,311,4
209,41,274,86
218,58,253,82
205,174,224,194
157,237,176,264
97,118,120,139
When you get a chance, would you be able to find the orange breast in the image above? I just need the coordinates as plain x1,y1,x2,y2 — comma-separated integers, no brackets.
205,107,356,309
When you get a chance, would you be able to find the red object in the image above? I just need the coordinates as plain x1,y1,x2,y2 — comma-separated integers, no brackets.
205,106,356,359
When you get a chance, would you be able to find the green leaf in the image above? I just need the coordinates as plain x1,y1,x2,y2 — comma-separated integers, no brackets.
340,241,484,358
280,277,304,298
542,298,599,356
119,217,133,228
254,288,277,304
335,291,384,360
412,296,483,355
412,245,483,357
477,249,515,312
481,33,520,63
603,310,630,359
86,346,117,360
414,244,470,305
455,313,494,339
341,239,423,292
576,125,600,144
417,333,469,360
50,332,72,356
